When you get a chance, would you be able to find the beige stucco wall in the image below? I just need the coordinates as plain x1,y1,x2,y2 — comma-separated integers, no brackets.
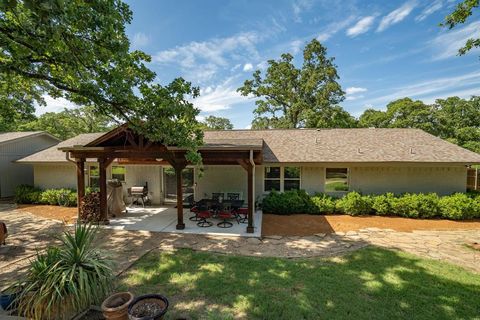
349,166,467,195
34,163,77,189
195,165,247,201
124,165,162,204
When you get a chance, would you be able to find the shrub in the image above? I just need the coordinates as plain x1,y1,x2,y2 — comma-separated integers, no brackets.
311,193,336,214
389,193,440,218
372,193,395,215
261,190,318,215
14,185,41,204
39,189,60,205
439,193,480,220
13,223,113,319
336,192,373,215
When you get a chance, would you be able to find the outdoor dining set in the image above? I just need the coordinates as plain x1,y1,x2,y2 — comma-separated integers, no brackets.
189,192,248,228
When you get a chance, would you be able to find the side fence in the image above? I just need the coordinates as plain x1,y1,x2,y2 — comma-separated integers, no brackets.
467,168,480,191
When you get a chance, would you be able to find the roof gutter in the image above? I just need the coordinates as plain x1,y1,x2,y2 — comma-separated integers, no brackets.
65,151,76,164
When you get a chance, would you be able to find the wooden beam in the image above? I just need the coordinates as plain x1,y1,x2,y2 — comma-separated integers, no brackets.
99,158,109,224
76,159,85,221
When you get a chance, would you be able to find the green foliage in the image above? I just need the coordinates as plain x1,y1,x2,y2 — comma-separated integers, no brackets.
439,193,480,220
13,223,113,319
238,39,347,129
201,115,234,130
18,106,113,140
0,0,203,163
310,193,336,214
371,192,395,215
442,0,479,56
336,192,373,216
14,185,77,207
261,190,480,220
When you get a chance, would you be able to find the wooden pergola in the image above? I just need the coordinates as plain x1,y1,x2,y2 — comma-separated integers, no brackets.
60,125,263,233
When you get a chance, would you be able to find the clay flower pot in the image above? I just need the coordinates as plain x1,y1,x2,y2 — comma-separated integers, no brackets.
101,292,134,320
128,294,169,320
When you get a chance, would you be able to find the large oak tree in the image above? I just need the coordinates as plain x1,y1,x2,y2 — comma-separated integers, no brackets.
238,39,347,129
0,0,203,162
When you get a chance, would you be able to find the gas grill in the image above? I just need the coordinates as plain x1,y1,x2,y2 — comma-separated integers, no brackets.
128,182,149,207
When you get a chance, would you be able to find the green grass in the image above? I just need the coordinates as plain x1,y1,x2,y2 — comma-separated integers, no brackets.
119,247,480,320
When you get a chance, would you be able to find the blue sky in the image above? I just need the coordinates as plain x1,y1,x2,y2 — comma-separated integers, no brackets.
42,0,480,129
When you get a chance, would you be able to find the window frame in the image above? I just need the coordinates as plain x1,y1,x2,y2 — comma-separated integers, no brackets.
263,166,302,193
324,167,350,193
111,165,126,182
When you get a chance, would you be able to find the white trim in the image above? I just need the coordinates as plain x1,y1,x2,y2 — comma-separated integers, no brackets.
263,165,302,193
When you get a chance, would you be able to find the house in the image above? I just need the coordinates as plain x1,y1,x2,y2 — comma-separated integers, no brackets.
18,127,480,198
17,126,480,232
0,131,60,198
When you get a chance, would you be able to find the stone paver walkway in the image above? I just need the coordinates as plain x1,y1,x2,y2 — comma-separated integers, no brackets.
1,206,479,291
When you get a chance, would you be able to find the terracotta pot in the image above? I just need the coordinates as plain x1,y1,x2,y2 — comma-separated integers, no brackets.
101,292,134,320
128,294,169,320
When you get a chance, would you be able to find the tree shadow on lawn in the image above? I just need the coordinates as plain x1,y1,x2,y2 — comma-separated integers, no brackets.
118,247,480,320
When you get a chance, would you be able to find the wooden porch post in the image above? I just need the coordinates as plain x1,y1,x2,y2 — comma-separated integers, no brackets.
175,163,186,230
238,159,255,233
76,158,85,220
246,163,254,233
98,158,109,224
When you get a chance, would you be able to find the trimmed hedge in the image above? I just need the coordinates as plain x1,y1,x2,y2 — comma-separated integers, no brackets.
15,184,78,207
261,190,480,220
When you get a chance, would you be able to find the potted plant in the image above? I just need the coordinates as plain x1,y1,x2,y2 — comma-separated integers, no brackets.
13,223,114,319
102,292,134,320
128,294,169,320
0,287,20,311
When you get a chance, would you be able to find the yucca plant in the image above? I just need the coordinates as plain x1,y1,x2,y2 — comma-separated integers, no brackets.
13,223,114,320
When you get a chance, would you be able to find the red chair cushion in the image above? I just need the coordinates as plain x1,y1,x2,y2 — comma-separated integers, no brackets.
197,210,211,218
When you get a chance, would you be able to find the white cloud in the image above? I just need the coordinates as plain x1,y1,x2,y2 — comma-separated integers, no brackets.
415,0,444,21
290,39,304,55
430,21,480,60
363,70,480,106
35,95,77,116
293,0,314,23
345,87,367,101
153,32,260,83
317,15,357,42
192,78,248,112
244,124,252,129
346,87,368,95
131,32,150,48
377,1,417,32
346,16,376,37
243,63,253,72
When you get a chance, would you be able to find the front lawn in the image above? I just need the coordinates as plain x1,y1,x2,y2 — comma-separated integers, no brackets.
119,247,480,320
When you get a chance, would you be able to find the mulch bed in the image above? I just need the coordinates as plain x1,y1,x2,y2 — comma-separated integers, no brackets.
17,204,77,223
262,213,480,236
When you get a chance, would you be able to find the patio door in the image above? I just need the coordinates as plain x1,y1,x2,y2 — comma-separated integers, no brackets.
163,167,194,203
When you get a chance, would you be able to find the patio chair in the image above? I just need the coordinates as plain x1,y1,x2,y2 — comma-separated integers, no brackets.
226,193,240,200
217,204,237,228
0,222,7,245
189,202,202,222
212,193,224,201
196,205,213,228
235,207,248,224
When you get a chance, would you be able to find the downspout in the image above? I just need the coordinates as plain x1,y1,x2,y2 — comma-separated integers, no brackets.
65,151,76,164
249,150,255,212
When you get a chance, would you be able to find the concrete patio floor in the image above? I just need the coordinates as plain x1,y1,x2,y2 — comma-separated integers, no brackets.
106,205,262,237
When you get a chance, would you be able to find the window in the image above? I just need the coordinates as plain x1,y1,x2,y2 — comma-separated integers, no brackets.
264,167,281,192
325,168,349,192
284,167,301,191
111,165,126,182
89,165,99,188
264,166,301,192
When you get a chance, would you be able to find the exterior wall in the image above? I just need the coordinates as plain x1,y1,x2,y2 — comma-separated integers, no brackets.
124,165,162,204
34,163,77,189
195,165,247,201
0,135,59,197
350,166,467,195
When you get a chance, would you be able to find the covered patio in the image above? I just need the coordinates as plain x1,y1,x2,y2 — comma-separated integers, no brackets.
106,205,262,237
60,124,263,234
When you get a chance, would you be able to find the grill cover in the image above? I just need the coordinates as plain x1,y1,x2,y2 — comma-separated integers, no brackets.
107,180,126,217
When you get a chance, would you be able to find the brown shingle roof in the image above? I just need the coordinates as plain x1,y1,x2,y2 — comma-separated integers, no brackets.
17,128,480,164
0,131,59,146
